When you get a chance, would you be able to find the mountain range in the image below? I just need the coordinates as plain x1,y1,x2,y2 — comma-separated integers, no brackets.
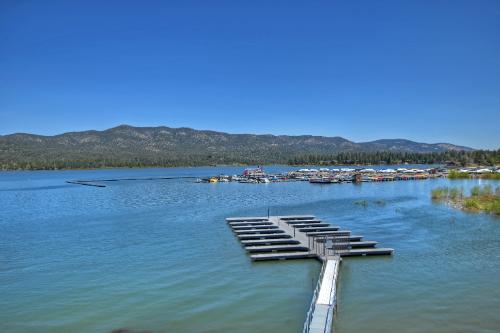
0,125,474,169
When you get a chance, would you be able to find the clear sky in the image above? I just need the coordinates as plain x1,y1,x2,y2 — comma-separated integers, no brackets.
1,0,499,149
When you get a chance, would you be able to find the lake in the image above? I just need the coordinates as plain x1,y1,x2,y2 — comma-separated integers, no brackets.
1,166,499,333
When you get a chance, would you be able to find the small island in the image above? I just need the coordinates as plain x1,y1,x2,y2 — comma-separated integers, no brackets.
431,185,500,215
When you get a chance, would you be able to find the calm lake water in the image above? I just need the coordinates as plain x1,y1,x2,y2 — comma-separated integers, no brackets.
1,166,499,333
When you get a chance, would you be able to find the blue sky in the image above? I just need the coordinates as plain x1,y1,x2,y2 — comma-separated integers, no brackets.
1,0,499,149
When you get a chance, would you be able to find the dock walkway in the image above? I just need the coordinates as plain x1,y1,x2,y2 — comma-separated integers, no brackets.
304,258,340,333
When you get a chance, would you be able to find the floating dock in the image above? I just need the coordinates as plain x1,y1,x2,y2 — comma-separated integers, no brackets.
226,214,394,333
226,215,393,260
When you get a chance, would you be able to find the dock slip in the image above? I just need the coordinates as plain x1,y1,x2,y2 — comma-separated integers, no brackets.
226,215,394,333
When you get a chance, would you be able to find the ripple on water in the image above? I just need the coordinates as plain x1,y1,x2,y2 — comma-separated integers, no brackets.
0,169,499,333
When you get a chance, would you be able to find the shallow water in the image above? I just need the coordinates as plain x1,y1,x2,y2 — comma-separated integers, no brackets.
0,167,499,333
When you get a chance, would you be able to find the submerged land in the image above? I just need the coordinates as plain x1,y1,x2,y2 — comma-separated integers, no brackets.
2,124,498,170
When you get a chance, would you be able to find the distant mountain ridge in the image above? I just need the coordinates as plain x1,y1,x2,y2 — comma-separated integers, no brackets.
0,125,474,169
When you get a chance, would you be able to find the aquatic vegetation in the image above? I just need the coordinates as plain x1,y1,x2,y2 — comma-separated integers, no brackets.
463,198,481,210
450,187,464,200
447,170,500,180
481,172,500,180
470,186,481,197
354,199,386,207
448,170,470,179
431,185,500,215
354,200,368,207
431,187,447,200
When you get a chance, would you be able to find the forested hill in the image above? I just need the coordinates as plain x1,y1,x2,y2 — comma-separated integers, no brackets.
0,125,478,170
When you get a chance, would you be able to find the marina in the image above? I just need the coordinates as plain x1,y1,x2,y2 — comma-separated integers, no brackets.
199,166,447,184
226,214,394,333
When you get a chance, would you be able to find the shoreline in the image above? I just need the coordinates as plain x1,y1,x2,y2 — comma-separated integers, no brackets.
432,185,500,215
0,162,442,172
2,162,493,172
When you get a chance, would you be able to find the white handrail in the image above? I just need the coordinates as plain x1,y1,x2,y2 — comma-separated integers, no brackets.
302,259,327,333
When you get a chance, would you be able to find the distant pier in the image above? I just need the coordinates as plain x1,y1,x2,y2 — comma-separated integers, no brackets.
66,176,197,187
66,181,106,187
226,214,393,333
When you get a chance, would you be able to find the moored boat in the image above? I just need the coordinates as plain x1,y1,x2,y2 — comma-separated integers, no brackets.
309,177,335,184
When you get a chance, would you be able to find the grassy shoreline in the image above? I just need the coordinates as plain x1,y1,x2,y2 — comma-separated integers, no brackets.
448,169,500,180
431,185,500,215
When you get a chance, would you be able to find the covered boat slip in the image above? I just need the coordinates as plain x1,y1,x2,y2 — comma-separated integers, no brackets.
225,214,394,333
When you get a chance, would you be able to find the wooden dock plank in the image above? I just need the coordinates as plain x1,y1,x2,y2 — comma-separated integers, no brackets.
245,245,309,253
233,229,284,235
278,215,316,220
226,217,269,222
250,251,317,261
231,225,279,231
334,240,377,248
241,239,301,246
229,221,273,226
237,234,293,240
341,248,394,256
285,219,323,224
306,230,352,236
291,223,331,228
299,227,341,232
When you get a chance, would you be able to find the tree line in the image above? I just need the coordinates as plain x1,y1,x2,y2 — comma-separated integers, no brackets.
0,149,498,170
286,150,499,167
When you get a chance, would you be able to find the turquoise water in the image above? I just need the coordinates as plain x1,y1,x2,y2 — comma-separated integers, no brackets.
1,167,499,333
